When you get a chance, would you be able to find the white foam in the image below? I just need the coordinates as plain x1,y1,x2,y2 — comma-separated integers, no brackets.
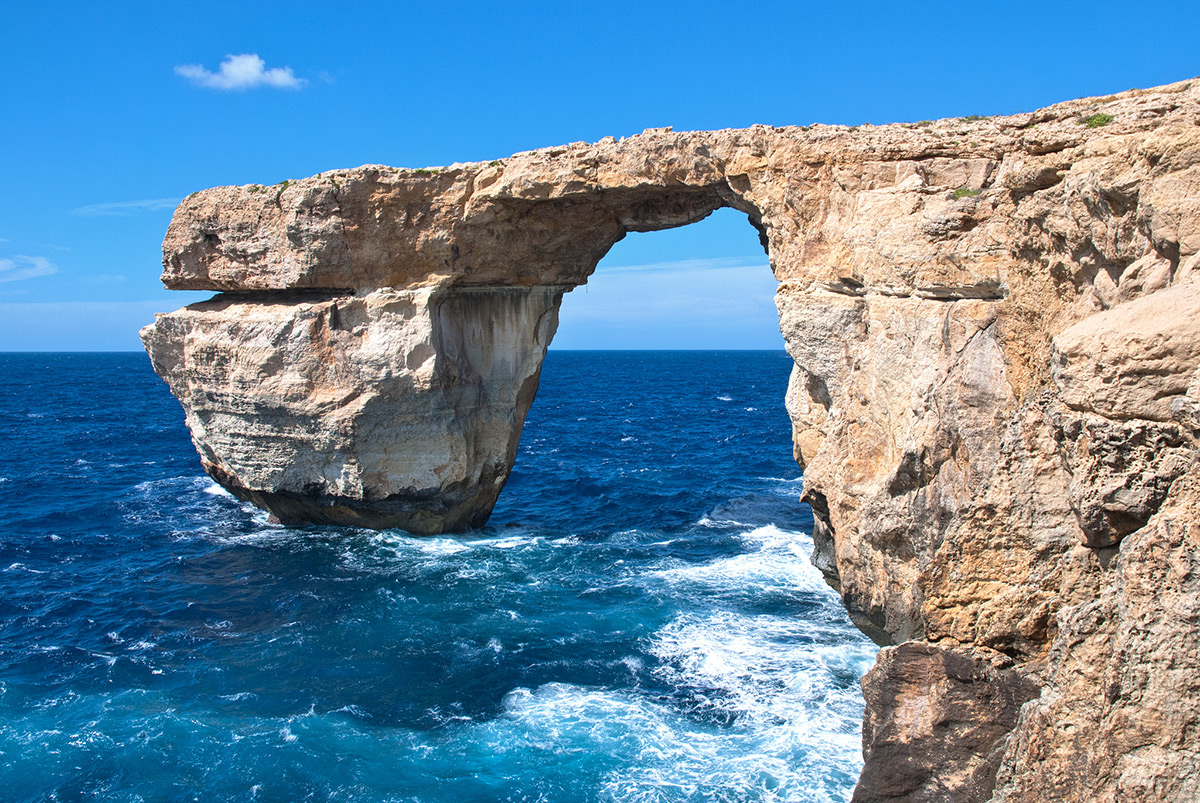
651,610,872,716
482,536,538,550
445,520,880,800
331,704,369,718
489,680,866,802
758,476,806,499
694,515,750,529
363,530,545,559
5,563,45,574
369,532,472,556
90,651,118,667
646,526,831,597
202,482,234,498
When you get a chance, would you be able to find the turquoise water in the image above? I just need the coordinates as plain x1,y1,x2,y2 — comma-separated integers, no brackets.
0,351,875,802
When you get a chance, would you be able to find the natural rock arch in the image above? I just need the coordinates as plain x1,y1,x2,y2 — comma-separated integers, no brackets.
144,81,1200,802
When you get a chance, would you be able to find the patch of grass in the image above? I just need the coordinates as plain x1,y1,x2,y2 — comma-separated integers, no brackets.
952,187,983,199
488,160,501,166
915,120,934,127
1082,112,1114,128
960,115,987,122
412,168,437,176
274,179,291,204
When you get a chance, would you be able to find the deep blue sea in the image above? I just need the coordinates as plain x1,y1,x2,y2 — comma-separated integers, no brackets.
0,351,875,803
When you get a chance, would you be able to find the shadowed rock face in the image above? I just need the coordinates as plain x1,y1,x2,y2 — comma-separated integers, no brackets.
143,79,1200,801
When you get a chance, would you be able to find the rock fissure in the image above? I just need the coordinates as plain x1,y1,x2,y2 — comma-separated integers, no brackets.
143,79,1200,802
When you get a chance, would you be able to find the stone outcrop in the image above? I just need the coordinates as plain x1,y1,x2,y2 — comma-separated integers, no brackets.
143,79,1200,801
145,286,561,531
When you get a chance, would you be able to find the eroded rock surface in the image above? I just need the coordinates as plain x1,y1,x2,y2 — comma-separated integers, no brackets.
143,79,1200,801
144,286,560,532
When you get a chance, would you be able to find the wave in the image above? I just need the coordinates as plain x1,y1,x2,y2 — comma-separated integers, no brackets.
495,681,865,802
644,526,828,597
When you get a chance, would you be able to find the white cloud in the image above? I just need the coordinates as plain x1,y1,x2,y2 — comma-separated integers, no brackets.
72,198,182,216
175,54,306,91
600,257,768,274
0,256,57,284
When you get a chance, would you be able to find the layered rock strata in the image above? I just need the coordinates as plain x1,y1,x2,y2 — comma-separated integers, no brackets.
143,79,1200,801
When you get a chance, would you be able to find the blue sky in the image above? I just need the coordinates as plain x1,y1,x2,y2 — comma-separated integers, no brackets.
1,1,1196,350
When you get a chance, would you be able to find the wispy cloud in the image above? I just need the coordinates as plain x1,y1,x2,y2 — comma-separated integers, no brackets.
0,256,57,284
87,273,127,285
600,257,769,274
175,54,306,91
72,198,182,217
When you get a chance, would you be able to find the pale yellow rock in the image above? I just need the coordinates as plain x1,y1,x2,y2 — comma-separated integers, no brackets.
1053,283,1200,421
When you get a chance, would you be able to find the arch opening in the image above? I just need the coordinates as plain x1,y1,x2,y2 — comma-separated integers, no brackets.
553,207,783,351
477,208,878,800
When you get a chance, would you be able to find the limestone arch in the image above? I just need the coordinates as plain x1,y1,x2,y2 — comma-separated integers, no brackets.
146,162,786,536
142,85,1200,801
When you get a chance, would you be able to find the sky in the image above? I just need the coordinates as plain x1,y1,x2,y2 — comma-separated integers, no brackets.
1,1,1197,351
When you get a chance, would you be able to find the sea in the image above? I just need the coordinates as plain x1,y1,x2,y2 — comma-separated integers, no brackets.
0,350,876,803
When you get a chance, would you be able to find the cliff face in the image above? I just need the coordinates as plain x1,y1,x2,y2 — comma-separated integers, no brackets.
143,79,1200,801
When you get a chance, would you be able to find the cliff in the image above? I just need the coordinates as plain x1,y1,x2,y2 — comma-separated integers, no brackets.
142,79,1200,801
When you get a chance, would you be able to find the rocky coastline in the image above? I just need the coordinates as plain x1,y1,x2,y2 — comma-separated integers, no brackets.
143,79,1200,801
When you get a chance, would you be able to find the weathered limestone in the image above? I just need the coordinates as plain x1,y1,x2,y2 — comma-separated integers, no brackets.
143,286,561,532
143,79,1200,801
